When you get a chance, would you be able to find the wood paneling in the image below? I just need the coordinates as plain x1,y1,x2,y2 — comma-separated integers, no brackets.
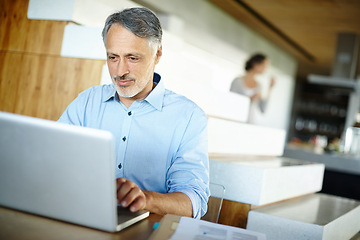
0,0,67,55
0,51,105,120
201,196,223,223
218,199,250,228
0,0,106,120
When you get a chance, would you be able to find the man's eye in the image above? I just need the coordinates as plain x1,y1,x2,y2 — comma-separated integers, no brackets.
129,56,139,62
108,56,117,61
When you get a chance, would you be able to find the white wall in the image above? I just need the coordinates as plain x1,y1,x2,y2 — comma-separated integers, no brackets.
208,117,286,156
155,32,251,123
139,0,297,130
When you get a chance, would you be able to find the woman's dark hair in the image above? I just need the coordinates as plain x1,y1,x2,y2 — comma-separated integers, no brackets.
245,53,267,71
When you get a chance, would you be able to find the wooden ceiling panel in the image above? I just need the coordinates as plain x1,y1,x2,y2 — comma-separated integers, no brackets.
209,0,360,77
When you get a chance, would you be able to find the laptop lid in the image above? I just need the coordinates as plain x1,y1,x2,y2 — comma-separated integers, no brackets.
0,111,146,232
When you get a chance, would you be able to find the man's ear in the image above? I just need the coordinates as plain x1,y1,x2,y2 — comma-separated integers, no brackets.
155,45,162,65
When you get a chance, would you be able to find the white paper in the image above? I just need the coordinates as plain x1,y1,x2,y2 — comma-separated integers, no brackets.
170,217,266,240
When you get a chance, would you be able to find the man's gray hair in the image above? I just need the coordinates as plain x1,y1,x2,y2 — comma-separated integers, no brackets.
102,7,162,51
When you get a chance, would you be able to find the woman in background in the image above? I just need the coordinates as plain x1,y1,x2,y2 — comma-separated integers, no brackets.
230,53,276,123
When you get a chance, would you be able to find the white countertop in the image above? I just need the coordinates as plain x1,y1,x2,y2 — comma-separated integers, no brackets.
209,155,324,205
251,193,360,225
247,193,360,240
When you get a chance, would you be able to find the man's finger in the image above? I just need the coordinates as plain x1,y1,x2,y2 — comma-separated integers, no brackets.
121,187,143,208
117,181,134,205
116,178,127,188
129,194,146,212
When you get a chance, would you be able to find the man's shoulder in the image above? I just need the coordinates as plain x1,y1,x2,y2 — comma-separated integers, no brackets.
163,89,205,115
164,88,194,106
81,84,114,93
77,84,115,99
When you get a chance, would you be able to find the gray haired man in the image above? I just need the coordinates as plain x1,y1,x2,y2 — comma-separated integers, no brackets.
59,8,210,218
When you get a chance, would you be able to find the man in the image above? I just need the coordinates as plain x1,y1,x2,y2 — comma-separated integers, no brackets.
58,7,209,219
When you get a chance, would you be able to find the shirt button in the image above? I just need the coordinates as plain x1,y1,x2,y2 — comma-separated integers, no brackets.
128,111,132,116
122,136,126,142
118,163,122,169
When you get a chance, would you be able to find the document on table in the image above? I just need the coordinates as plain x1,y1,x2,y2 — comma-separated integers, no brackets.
169,217,266,240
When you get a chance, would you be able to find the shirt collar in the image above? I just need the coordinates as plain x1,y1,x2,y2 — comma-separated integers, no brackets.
103,86,117,102
103,73,164,111
144,73,164,111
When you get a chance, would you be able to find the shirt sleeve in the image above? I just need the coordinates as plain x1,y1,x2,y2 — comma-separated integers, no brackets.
230,77,245,95
57,89,92,126
166,105,210,219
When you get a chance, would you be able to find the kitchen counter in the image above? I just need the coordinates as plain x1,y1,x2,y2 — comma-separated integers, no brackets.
284,145,360,175
209,155,324,205
247,193,360,240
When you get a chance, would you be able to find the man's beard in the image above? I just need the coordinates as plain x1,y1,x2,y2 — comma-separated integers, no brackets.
112,74,150,98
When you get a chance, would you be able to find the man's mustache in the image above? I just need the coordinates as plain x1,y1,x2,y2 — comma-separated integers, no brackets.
112,75,136,81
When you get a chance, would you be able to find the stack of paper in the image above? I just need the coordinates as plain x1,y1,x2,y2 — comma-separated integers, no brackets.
150,214,266,240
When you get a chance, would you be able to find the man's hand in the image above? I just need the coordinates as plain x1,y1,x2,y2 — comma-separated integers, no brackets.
116,178,192,217
116,178,146,212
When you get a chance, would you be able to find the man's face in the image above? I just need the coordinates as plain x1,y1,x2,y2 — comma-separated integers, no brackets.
106,24,162,99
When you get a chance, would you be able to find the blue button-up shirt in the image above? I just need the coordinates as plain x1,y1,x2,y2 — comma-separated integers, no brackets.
58,73,209,218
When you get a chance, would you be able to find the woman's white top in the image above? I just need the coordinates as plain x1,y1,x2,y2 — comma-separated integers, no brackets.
230,77,267,124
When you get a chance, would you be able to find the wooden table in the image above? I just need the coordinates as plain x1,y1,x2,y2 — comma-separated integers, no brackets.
0,206,163,240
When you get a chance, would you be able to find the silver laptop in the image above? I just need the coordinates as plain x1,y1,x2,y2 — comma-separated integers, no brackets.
0,111,149,232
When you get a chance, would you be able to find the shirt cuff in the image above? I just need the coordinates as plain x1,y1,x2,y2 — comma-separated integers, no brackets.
175,188,204,219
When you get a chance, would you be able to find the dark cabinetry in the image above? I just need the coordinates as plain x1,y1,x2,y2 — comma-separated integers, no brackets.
321,169,360,201
288,80,350,143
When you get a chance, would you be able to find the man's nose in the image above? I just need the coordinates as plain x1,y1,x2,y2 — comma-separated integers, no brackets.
115,60,130,77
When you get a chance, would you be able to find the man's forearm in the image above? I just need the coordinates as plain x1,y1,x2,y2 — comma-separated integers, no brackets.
143,191,193,217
